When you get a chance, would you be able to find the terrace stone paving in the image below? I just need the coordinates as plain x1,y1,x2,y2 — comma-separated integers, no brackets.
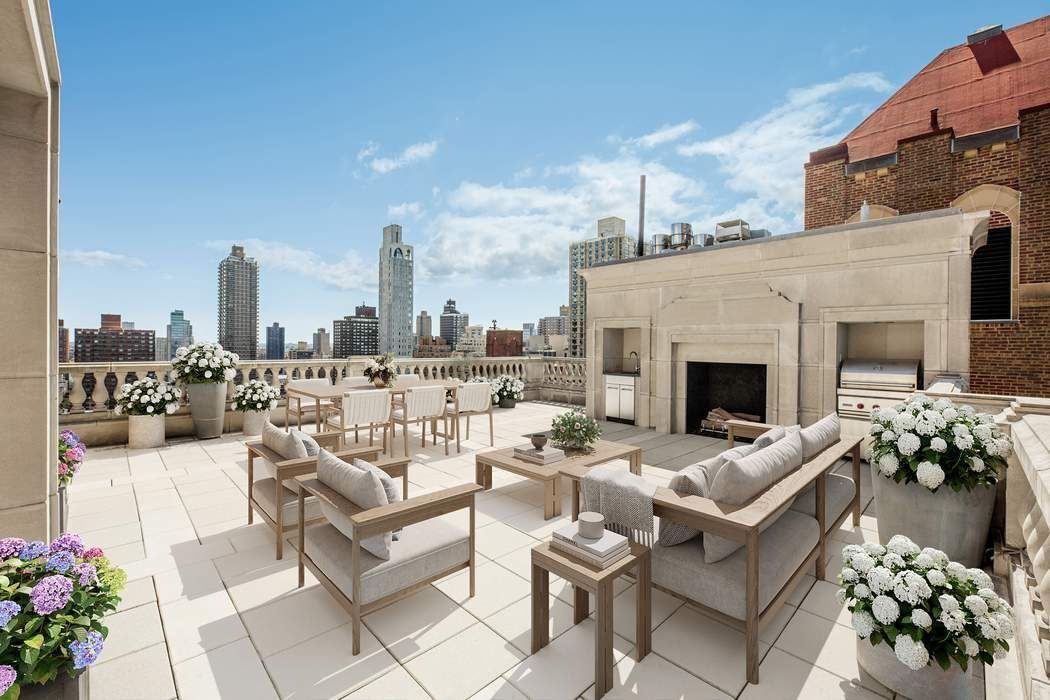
66,401,985,699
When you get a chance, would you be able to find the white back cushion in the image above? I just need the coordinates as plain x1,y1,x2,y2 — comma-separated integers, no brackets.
262,421,308,460
708,431,804,506
339,376,371,388
287,378,331,392
342,390,391,424
316,449,391,559
405,386,445,419
800,413,840,462
396,374,420,384
457,383,491,412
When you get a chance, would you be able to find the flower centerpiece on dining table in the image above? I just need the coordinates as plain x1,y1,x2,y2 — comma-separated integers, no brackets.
363,353,397,388
839,534,1012,697
549,410,601,452
0,534,126,699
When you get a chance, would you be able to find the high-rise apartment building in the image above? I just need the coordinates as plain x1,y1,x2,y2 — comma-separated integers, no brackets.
413,335,451,358
218,245,259,359
58,319,69,363
569,217,635,357
439,299,469,349
312,328,331,359
538,305,570,337
154,336,169,361
522,322,535,342
333,304,379,358
265,322,285,360
121,321,135,330
416,310,432,340
166,309,193,358
378,224,414,357
74,314,155,362
455,324,485,356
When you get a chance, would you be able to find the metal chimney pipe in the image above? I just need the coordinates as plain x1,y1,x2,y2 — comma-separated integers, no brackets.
637,174,646,257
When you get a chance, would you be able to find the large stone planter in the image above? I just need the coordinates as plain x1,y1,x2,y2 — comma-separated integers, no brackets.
21,668,88,699
128,414,165,449
857,638,971,699
186,382,228,439
870,464,995,567
242,409,269,437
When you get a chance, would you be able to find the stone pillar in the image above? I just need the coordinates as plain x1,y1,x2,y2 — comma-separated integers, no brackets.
0,2,61,539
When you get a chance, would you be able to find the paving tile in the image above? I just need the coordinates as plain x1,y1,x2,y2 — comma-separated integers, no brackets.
115,576,157,612
135,488,184,513
474,521,539,560
226,558,317,612
363,584,477,661
342,663,430,699
241,585,350,657
609,582,684,643
172,638,279,700
434,560,531,619
159,588,248,663
740,647,884,700
483,593,576,655
89,642,177,700
105,540,147,568
469,676,530,700
264,623,398,698
503,507,573,539
79,521,143,550
153,559,225,604
503,621,632,700
800,579,851,626
405,623,525,699
98,602,165,663
580,650,731,699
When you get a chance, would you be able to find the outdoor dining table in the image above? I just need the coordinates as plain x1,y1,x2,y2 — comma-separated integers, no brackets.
284,378,463,433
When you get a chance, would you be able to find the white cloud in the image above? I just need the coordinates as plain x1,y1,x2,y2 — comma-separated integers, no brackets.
356,141,379,161
205,239,375,293
387,201,423,219
624,120,699,149
62,250,146,268
677,72,892,228
368,140,439,174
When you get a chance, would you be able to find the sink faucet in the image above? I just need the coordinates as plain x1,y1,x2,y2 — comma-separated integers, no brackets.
628,351,639,373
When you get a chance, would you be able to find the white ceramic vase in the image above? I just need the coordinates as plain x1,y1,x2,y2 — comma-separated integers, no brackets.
128,414,165,449
242,409,270,437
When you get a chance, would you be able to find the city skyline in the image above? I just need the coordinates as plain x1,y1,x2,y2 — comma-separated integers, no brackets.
51,3,1047,342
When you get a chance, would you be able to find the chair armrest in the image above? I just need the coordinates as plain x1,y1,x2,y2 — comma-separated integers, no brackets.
312,431,345,450
265,444,384,479
725,419,777,445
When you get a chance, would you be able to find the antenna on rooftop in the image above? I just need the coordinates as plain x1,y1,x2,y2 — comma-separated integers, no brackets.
637,174,646,257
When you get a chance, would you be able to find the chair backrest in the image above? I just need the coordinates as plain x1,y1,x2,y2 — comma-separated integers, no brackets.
342,389,391,424
457,382,491,412
397,373,420,385
287,378,331,391
339,376,371,388
405,385,446,419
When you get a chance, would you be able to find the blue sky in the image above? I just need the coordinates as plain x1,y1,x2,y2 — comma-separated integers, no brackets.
54,1,1046,344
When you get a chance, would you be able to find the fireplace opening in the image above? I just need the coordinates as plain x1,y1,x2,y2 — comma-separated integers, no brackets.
686,362,767,436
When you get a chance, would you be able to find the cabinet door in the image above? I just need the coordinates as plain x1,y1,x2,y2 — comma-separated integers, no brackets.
619,386,635,422
604,384,620,419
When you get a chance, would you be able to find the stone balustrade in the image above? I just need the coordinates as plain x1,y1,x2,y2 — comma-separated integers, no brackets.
58,356,585,445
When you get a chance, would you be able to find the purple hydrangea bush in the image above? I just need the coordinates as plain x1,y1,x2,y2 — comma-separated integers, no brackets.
0,534,125,697
57,430,85,487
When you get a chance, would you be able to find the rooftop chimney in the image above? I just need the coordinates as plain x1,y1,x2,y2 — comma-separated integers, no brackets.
637,175,646,257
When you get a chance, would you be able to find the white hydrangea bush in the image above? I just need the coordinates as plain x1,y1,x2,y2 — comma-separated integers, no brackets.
869,393,1011,492
489,375,525,404
172,342,238,384
231,379,280,412
113,377,180,417
839,535,1013,672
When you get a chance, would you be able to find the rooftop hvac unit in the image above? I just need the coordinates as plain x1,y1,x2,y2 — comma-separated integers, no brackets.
714,219,750,243
690,233,714,248
669,223,693,249
750,228,771,240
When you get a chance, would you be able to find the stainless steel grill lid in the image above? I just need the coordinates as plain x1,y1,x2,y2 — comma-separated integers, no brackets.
839,359,919,390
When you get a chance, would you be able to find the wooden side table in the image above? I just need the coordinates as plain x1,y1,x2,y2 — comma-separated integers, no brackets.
531,541,651,699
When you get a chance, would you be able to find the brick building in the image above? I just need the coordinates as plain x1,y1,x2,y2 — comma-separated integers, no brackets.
74,314,155,362
804,17,1050,396
485,329,523,358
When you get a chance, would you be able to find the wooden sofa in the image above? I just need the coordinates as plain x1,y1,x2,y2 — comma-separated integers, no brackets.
245,431,410,558
651,419,862,685
295,477,482,655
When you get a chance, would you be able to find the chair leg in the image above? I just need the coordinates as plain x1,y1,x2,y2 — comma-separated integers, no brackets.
355,426,359,444
455,413,461,453
466,415,470,440
369,426,374,446
403,421,409,457
421,419,426,447
488,409,494,446
443,415,449,456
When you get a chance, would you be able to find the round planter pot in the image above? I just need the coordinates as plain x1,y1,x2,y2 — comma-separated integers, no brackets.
856,638,971,699
21,667,88,699
242,409,270,437
499,397,517,409
372,377,388,388
870,463,995,567
128,414,165,449
185,382,228,439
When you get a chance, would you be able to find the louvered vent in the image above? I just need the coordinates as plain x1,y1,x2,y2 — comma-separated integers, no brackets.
971,227,1011,320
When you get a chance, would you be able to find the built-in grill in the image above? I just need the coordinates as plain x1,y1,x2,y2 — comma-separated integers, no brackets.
837,359,920,420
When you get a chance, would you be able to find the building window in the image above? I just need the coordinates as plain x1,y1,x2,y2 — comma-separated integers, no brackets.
971,227,1011,321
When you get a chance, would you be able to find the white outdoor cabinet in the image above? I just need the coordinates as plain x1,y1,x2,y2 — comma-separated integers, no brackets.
604,375,636,423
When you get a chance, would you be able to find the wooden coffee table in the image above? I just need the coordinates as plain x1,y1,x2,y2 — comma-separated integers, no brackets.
531,541,651,699
474,440,642,520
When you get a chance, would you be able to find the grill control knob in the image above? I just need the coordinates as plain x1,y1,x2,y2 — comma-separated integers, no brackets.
857,402,865,409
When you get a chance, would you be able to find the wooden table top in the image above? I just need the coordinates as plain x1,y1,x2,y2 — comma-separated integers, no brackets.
531,541,648,586
476,439,641,479
286,379,462,401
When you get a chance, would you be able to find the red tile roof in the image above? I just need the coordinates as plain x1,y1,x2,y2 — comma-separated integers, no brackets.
838,16,1050,162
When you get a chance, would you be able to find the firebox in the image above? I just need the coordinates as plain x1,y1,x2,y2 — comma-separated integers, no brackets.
686,362,767,435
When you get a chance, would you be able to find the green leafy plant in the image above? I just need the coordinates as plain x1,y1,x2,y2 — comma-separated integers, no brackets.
549,410,601,451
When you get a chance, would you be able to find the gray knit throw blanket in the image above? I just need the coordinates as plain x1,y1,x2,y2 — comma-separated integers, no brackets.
580,465,656,546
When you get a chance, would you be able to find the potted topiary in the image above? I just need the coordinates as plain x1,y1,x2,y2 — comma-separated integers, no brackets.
550,410,602,453
114,377,180,449
868,394,1012,566
56,430,85,534
491,375,524,409
172,342,238,439
232,379,281,437
363,353,397,388
839,535,1013,698
0,533,127,699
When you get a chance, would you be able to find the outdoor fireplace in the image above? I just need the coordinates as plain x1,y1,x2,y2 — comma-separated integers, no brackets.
686,361,767,435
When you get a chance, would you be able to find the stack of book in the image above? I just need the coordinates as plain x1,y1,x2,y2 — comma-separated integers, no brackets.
550,522,629,569
512,444,565,465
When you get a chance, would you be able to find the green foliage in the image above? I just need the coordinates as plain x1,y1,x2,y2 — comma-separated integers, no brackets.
549,410,601,451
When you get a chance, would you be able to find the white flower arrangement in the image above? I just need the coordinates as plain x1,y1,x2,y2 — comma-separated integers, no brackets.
172,342,238,384
869,393,1011,492
231,379,280,413
363,353,397,385
840,534,1012,672
487,375,524,403
113,377,180,417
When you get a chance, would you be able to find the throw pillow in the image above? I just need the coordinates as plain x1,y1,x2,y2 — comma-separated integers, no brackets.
353,459,403,541
656,456,718,547
800,413,840,462
708,430,803,506
752,425,785,449
262,421,308,460
316,449,391,559
290,429,320,456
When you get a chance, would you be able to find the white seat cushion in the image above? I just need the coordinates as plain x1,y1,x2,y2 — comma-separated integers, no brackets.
304,520,469,605
253,477,322,524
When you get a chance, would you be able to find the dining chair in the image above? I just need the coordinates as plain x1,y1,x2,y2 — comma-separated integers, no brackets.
285,378,336,431
326,389,392,453
391,385,449,457
447,382,494,452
